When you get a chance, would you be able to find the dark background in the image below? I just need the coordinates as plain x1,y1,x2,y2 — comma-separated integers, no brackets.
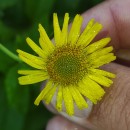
0,0,103,130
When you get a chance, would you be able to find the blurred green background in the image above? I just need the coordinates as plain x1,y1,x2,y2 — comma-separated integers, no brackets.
0,0,103,130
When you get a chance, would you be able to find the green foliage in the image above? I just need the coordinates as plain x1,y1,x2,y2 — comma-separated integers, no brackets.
0,0,18,9
0,0,103,130
5,64,30,114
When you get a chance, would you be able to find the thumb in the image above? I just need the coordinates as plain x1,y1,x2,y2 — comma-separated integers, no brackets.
88,63,130,130
46,63,130,130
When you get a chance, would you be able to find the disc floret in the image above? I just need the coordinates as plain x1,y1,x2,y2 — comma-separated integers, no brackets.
47,45,87,85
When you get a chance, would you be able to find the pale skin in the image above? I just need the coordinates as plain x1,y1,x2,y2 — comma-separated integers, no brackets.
45,0,130,129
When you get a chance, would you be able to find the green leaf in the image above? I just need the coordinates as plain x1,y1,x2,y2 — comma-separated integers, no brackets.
24,104,53,130
4,108,25,130
0,75,25,130
0,51,14,73
0,0,19,9
0,75,7,130
4,64,30,115
0,21,16,73
0,21,15,42
24,0,56,23
23,0,56,40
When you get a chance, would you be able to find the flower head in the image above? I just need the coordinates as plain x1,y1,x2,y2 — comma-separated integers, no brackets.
17,13,116,116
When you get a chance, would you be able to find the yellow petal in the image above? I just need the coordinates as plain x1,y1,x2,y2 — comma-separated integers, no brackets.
34,81,53,105
18,70,46,75
39,38,52,55
85,18,95,32
17,49,46,66
38,24,54,51
69,85,88,110
85,37,111,54
78,77,105,104
90,53,116,68
63,86,74,116
89,69,116,78
58,13,69,46
26,37,47,59
18,73,48,85
68,14,83,45
43,83,58,104
87,46,113,61
88,74,113,87
53,13,61,45
18,54,43,69
77,21,103,46
56,85,63,112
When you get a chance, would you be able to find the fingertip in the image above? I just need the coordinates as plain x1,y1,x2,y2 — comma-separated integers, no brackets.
81,0,130,50
46,116,87,130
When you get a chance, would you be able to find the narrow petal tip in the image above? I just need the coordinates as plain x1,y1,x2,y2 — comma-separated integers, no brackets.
34,99,40,106
16,49,20,53
26,37,30,41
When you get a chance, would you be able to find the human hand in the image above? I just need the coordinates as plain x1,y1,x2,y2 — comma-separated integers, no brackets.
46,0,130,130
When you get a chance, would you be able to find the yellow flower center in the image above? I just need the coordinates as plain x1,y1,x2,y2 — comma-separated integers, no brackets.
46,45,87,85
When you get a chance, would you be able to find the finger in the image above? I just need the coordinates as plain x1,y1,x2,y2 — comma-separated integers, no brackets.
81,0,130,49
46,63,130,130
46,116,87,130
116,49,130,67
88,63,130,130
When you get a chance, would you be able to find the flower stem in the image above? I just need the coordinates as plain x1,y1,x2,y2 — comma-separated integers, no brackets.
0,43,21,62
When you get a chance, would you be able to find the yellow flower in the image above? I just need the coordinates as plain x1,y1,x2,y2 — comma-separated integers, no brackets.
17,13,116,116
